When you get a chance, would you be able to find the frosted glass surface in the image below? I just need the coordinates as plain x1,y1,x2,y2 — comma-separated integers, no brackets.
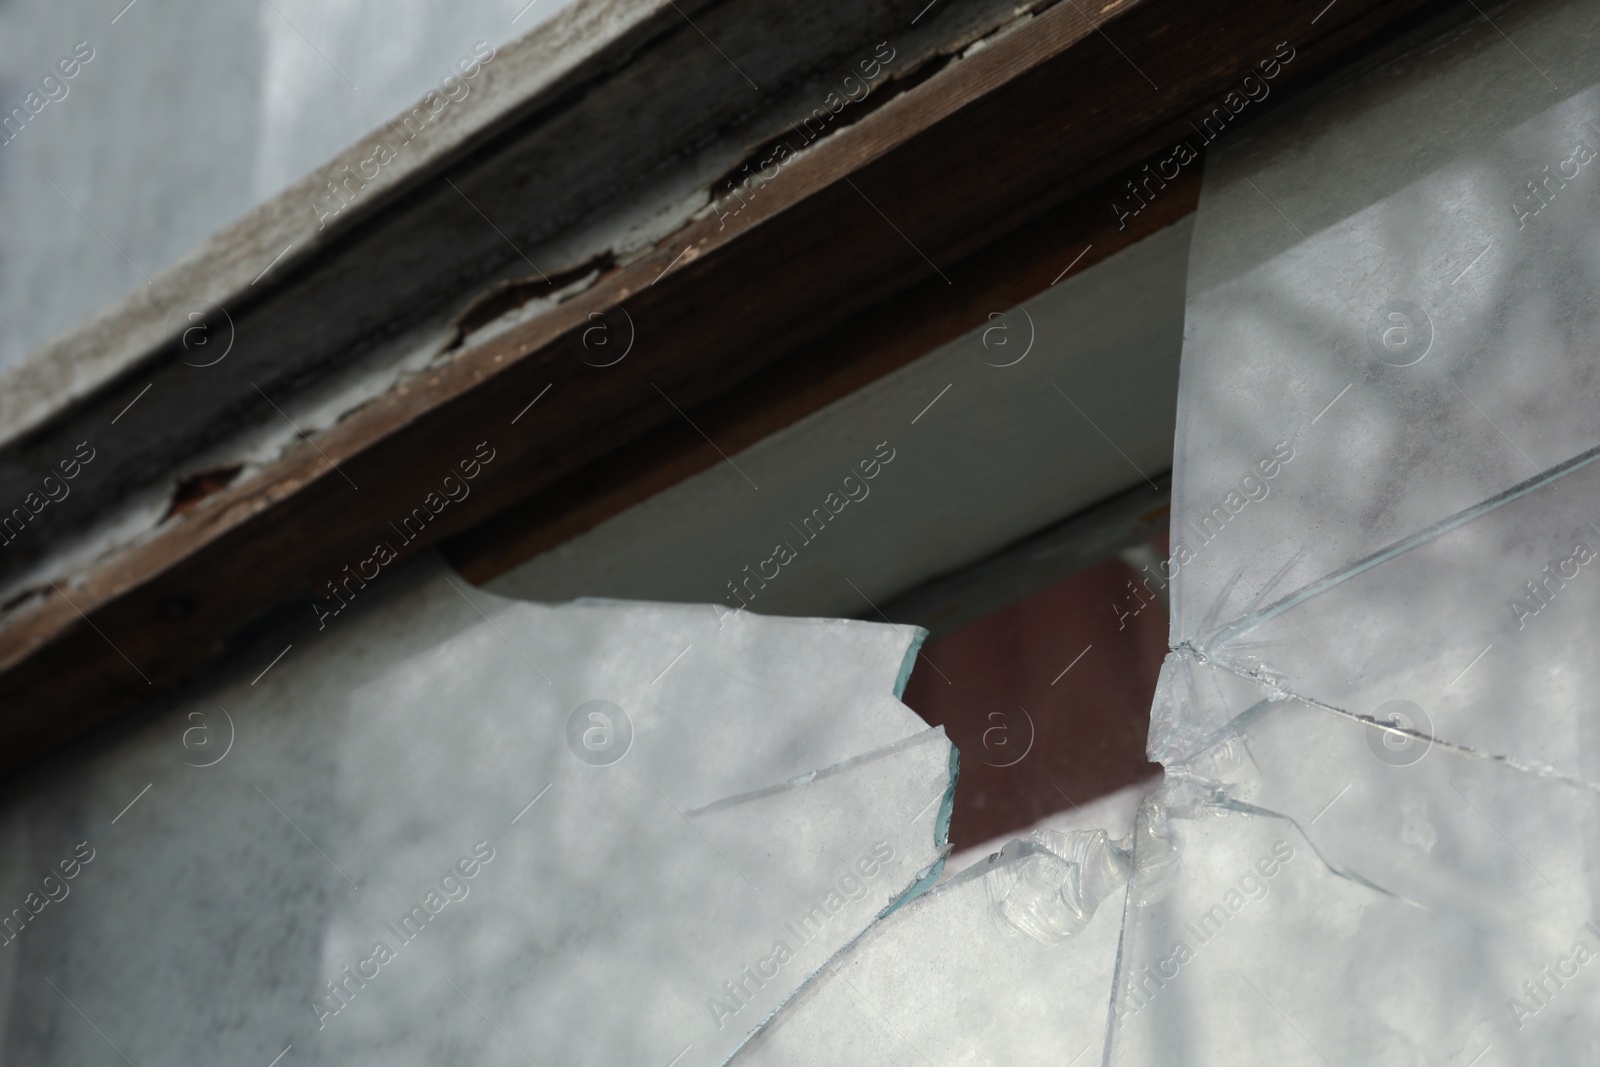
729,834,1124,1067
1115,0,1600,1060
3,557,952,1067
1162,0,1600,762
18,1,1600,1062
732,1,1600,1062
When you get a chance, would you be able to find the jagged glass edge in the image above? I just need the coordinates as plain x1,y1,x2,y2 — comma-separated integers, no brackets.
528,604,947,1063
893,625,929,700
883,740,959,916
717,682,956,1067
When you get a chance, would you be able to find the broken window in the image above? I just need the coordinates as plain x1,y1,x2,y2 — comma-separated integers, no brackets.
6,0,1599,1064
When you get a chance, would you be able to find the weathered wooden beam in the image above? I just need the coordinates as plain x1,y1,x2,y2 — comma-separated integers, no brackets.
442,164,1200,584
0,0,1463,772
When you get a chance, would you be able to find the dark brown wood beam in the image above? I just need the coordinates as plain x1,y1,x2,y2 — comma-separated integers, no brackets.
0,0,1463,773
443,165,1200,583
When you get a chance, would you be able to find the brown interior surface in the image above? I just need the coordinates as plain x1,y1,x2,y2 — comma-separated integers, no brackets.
902,538,1169,849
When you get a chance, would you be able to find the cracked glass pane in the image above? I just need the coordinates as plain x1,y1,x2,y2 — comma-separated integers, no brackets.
734,2,1600,1062
1112,0,1600,1061
17,3,1600,1064
7,558,954,1067
728,831,1127,1067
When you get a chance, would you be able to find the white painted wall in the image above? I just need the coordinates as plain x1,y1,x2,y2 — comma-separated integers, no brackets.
490,216,1191,620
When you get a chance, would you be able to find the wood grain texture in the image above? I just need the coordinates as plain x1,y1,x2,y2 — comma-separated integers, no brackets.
0,0,1463,772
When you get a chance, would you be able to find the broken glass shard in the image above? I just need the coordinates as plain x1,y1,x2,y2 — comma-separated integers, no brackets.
11,558,953,1067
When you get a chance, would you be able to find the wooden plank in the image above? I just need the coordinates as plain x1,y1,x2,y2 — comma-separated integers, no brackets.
443,166,1199,583
0,0,1464,772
